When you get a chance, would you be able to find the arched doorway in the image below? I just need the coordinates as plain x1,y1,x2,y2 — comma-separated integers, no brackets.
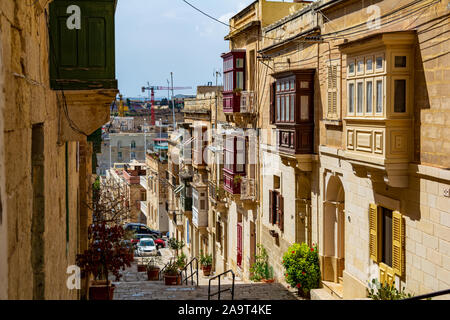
323,175,345,283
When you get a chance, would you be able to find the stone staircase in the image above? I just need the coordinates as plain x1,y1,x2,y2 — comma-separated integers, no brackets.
113,259,301,300
311,280,344,300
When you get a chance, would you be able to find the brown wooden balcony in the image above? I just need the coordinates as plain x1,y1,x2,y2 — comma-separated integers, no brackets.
276,124,314,155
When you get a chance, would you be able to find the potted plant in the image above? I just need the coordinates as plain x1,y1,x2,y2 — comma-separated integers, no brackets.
168,238,185,257
146,256,161,281
163,261,181,285
76,223,134,300
282,243,320,299
137,256,147,272
199,251,213,276
233,88,242,96
176,252,187,270
233,174,242,185
250,244,274,283
367,279,414,300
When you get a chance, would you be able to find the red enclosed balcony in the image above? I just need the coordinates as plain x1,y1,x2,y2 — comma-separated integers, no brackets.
222,134,246,195
221,50,246,114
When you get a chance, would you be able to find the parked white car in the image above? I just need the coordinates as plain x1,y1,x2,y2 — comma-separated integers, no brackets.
135,238,157,257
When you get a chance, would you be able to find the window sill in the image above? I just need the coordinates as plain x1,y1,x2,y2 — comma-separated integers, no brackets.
322,119,342,126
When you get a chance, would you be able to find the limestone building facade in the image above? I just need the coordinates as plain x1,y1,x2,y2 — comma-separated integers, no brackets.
0,0,118,299
253,0,450,299
145,151,169,234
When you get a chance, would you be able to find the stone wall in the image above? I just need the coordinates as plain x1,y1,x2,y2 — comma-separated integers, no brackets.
0,1,96,299
256,0,450,299
0,22,7,300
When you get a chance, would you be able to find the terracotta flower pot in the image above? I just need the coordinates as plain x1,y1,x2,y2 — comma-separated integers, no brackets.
147,268,160,281
164,274,181,285
89,281,115,300
297,288,311,299
137,264,146,272
202,265,212,276
261,279,275,283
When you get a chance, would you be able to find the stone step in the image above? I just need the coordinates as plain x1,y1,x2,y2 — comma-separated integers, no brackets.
311,288,339,300
338,277,344,285
321,280,343,300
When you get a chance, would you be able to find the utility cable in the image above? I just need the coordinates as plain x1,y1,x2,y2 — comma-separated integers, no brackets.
181,0,302,42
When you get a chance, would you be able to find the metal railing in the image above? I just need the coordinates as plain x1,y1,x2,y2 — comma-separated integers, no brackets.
208,269,235,300
240,91,255,114
240,177,256,201
209,181,226,202
403,289,450,300
180,257,199,286
158,258,174,280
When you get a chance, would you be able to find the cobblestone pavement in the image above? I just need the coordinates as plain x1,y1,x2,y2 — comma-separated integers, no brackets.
112,248,302,300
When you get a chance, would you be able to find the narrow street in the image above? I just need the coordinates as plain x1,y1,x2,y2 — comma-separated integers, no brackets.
113,249,301,300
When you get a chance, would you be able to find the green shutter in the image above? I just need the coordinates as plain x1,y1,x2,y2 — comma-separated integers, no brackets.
49,0,117,90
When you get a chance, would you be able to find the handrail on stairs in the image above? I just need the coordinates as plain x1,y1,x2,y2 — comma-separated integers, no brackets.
180,257,199,286
208,269,235,300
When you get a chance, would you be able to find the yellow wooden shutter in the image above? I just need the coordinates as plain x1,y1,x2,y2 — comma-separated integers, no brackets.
392,211,405,277
379,263,387,285
369,204,380,262
327,65,338,119
379,263,395,286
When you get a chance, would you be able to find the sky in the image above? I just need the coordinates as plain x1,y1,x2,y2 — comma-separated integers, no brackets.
115,0,258,99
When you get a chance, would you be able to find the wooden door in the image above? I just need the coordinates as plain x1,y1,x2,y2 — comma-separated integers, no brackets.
250,222,256,269
237,223,243,268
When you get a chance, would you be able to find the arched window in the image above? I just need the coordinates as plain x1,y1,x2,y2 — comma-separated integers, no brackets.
131,141,136,149
117,140,122,149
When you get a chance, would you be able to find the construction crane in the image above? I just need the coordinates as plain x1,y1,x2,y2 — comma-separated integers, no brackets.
141,82,192,125
117,94,129,117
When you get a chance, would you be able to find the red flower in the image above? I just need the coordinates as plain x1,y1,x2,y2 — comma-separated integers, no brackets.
311,248,314,252
292,251,295,254
302,272,306,275
296,283,301,288
285,273,288,277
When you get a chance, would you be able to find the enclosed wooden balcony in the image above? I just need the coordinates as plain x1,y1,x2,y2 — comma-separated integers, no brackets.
271,69,315,170
221,50,246,114
339,32,416,188
276,124,314,155
223,170,246,195
49,0,118,141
